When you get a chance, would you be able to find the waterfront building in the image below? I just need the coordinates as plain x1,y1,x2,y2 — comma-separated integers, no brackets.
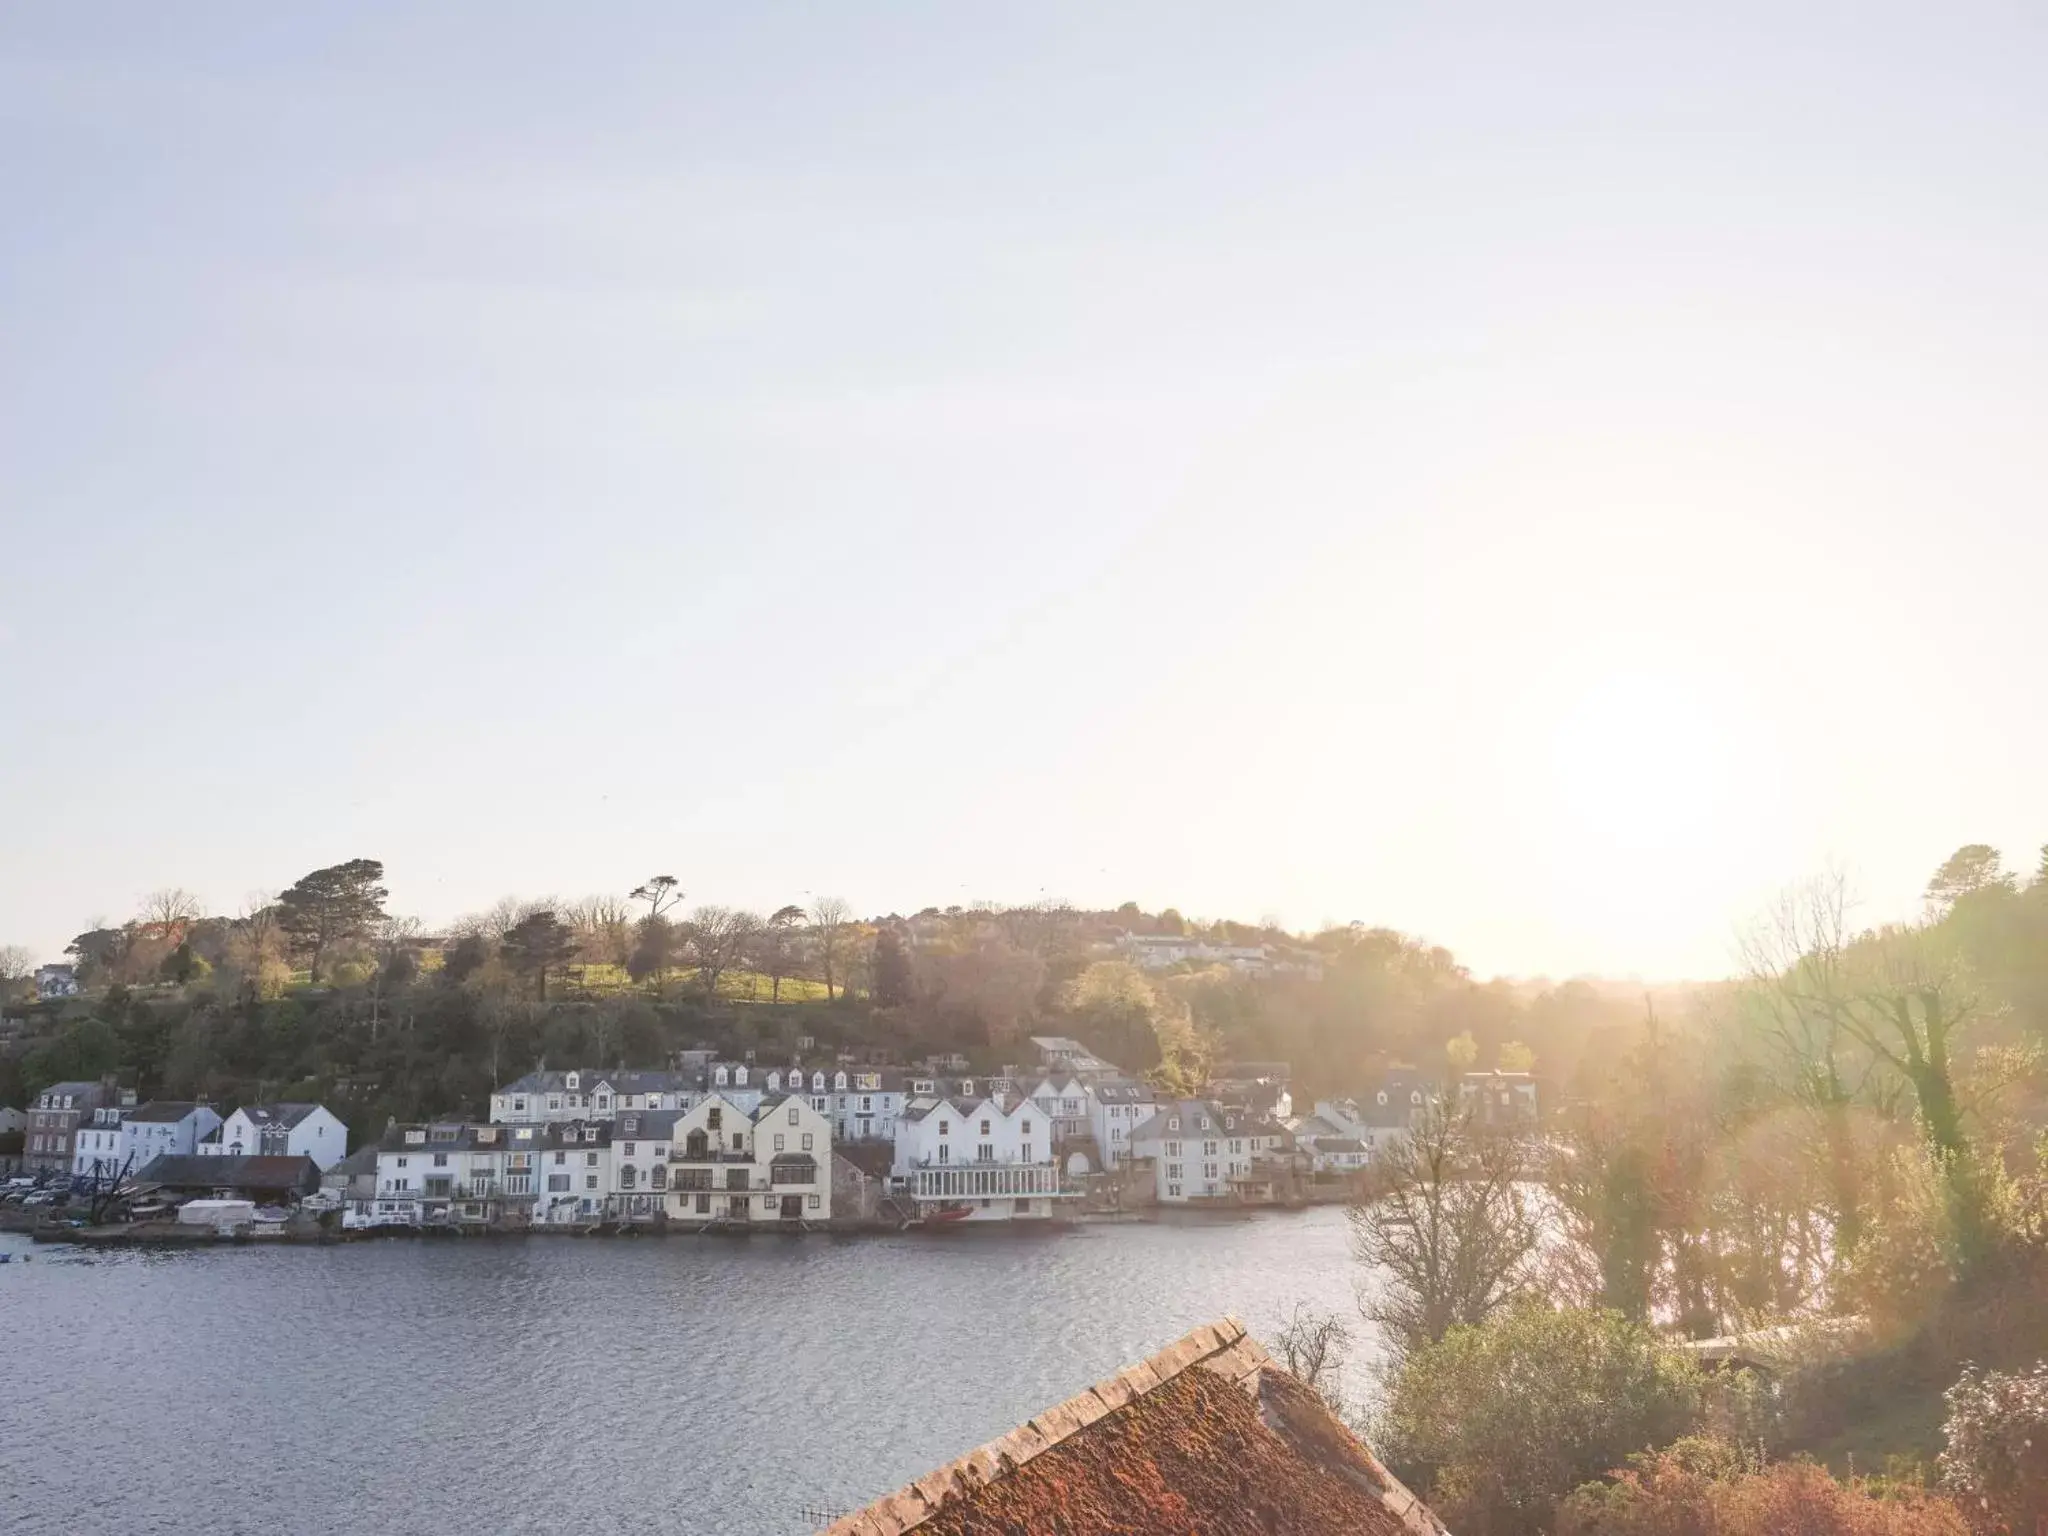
72,1104,128,1182
133,1153,322,1204
1128,1100,1265,1203
889,1089,1065,1222
368,1120,558,1227
25,1078,132,1176
1082,1077,1156,1169
201,1103,348,1170
120,1101,223,1170
608,1107,679,1221
665,1092,832,1224
825,1317,1447,1536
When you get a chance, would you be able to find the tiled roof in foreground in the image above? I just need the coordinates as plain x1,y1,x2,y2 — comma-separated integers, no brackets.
827,1316,1448,1536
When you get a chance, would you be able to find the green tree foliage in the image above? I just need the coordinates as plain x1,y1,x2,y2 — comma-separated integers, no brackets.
1925,845,2013,913
872,925,914,1008
1498,1039,1537,1073
1379,1305,1703,1536
1939,1362,2048,1533
276,859,389,983
500,910,579,1002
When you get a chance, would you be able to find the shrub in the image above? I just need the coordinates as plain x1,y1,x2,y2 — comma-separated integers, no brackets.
1558,1444,1970,1535
1376,1304,1703,1536
1939,1362,2048,1533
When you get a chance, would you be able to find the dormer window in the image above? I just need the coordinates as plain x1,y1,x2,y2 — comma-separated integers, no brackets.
960,1080,973,1095
813,1072,826,1091
1377,1091,1389,1105
1168,1116,1180,1132
597,1095,611,1111
583,1128,598,1143
715,1067,729,1086
735,1067,748,1086
566,1072,580,1090
834,1072,847,1090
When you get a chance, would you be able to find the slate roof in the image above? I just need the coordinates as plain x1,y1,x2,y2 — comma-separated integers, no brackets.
236,1102,322,1129
611,1109,682,1140
826,1318,1446,1536
125,1101,211,1123
134,1154,321,1195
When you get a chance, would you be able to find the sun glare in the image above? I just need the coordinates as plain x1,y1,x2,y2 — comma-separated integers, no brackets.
1545,670,1737,871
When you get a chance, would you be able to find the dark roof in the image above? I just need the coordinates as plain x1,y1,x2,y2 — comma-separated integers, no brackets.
134,1155,321,1195
1320,1138,1367,1154
328,1145,381,1177
125,1101,212,1124
827,1318,1445,1536
834,1143,896,1179
611,1109,682,1140
236,1102,322,1129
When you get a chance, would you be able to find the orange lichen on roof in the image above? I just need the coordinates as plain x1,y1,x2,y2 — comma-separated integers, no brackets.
827,1318,1448,1536
914,1363,1414,1536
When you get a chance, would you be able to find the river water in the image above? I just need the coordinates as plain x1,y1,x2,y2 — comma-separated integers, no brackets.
1,1210,1380,1534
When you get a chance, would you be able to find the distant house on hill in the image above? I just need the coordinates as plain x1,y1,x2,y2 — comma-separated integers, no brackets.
825,1316,1447,1535
35,964,79,1000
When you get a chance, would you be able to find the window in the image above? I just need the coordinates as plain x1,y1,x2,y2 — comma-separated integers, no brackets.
979,1119,990,1135
1203,1140,1217,1156
1166,1140,1181,1157
586,1175,598,1190
774,1134,785,1151
650,1166,666,1189
977,1143,993,1162
1022,1143,1033,1162
552,1151,564,1165
801,1133,813,1151
1168,1116,1179,1132
787,1107,799,1125
708,1108,723,1130
1168,1183,1182,1198
859,1095,872,1112
621,1142,635,1156
1022,1119,1032,1134
653,1145,666,1158
433,1153,448,1167
1203,1162,1218,1180
586,1152,598,1167
937,1122,948,1136
548,1096,561,1111
731,1132,744,1152
514,1097,527,1112
696,1194,711,1214
807,1194,820,1209
937,1144,950,1164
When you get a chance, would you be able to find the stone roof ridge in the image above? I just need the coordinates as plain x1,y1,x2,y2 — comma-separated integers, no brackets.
824,1317,1265,1536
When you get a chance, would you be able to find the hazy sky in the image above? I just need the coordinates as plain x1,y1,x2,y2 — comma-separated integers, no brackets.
4,5,2045,979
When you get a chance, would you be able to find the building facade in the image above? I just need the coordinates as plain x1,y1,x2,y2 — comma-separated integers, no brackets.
889,1092,1065,1222
202,1103,348,1170
121,1101,224,1170
665,1092,833,1225
25,1079,130,1176
1129,1100,1265,1203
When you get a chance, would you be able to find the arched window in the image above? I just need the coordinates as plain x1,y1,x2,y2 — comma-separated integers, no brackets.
650,1166,667,1190
620,1165,637,1190
685,1129,709,1158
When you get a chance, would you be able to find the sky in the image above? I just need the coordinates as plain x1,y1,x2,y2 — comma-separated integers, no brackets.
3,4,2045,980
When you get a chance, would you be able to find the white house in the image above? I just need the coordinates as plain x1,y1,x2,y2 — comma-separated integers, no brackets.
1084,1077,1157,1170
364,1120,557,1228
889,1091,1066,1222
488,1069,688,1124
0,1107,25,1139
202,1103,348,1170
665,1092,832,1225
35,964,80,999
608,1108,678,1221
1128,1100,1261,1203
72,1105,128,1182
120,1101,222,1170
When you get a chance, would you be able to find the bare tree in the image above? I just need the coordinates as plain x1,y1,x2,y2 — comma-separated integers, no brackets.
564,894,635,969
138,888,203,940
1270,1302,1353,1418
1737,869,1878,1262
810,896,853,1001
688,907,760,1000
1349,1099,1540,1362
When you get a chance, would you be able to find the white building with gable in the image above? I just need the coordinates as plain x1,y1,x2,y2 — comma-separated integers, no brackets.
889,1089,1067,1223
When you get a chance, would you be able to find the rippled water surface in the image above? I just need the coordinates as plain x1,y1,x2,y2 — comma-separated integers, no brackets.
1,1210,1377,1534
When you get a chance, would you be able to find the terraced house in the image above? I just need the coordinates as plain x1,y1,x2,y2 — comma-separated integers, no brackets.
665,1091,832,1226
